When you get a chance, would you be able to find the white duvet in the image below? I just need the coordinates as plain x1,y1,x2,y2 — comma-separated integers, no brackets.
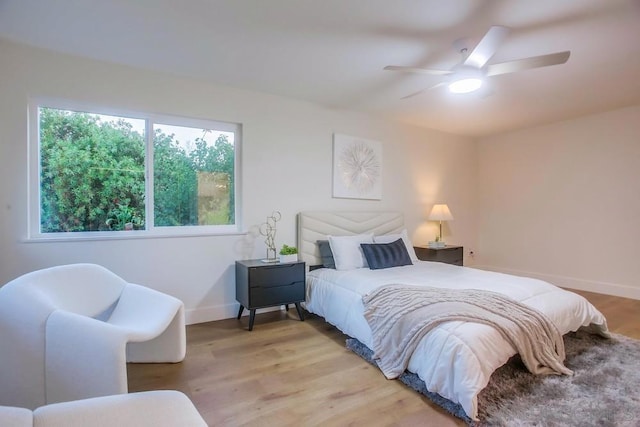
304,261,609,420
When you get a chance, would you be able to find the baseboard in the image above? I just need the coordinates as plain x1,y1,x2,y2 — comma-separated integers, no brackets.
474,264,640,301
185,303,281,325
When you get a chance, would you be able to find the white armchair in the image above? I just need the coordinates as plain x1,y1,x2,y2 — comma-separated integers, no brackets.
0,263,186,410
0,390,207,427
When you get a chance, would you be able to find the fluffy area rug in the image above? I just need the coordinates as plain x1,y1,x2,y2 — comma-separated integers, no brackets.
346,330,640,426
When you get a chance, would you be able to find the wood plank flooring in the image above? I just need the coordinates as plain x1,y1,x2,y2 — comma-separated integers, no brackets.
127,290,640,426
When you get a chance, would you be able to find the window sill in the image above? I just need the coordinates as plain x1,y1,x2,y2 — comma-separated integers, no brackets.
24,229,247,243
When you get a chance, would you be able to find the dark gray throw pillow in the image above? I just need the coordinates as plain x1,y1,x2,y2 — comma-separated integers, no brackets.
317,239,336,269
360,238,413,270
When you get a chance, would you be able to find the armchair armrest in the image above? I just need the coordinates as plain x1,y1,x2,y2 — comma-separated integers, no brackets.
45,310,128,404
0,405,33,426
33,391,207,427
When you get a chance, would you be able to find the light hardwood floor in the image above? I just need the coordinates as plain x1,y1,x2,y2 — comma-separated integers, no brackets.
127,290,640,426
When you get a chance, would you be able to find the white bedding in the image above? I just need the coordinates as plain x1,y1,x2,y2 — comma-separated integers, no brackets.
304,261,609,420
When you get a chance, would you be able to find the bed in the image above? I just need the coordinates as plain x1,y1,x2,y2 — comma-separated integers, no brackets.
297,211,609,421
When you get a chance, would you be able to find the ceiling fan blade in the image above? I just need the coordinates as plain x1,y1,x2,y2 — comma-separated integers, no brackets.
464,25,509,69
486,51,570,76
400,82,447,99
384,65,452,76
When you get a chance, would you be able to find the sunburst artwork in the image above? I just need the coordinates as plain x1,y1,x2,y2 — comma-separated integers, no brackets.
332,133,382,200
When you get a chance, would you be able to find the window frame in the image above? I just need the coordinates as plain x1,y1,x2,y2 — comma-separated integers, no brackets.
27,98,243,241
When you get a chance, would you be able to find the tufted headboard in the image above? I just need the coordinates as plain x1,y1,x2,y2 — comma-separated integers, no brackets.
297,211,405,268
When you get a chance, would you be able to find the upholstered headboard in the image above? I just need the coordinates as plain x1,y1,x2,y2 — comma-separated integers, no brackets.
297,211,405,267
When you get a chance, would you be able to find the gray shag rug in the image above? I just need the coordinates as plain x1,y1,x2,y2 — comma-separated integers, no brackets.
346,330,640,426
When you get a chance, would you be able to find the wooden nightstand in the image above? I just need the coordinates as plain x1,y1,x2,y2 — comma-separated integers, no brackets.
235,259,306,331
413,245,464,266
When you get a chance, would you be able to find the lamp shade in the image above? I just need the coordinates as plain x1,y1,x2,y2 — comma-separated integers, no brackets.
428,204,453,221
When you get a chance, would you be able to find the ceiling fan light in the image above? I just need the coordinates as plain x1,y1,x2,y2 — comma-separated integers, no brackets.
448,78,482,94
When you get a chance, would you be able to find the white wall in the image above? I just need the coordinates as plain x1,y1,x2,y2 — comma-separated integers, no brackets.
476,105,640,299
0,39,478,323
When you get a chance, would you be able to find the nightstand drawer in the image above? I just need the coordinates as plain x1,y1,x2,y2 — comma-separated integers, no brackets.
431,251,463,265
251,281,305,307
414,245,463,266
249,263,305,287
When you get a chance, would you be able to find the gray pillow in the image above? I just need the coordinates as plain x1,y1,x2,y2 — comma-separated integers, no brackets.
316,240,336,269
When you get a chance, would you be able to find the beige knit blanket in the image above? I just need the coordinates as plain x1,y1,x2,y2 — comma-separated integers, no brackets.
363,285,573,379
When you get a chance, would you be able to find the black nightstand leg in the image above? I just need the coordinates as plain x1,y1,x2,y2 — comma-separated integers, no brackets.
248,309,256,331
294,303,305,321
237,305,244,320
285,304,289,311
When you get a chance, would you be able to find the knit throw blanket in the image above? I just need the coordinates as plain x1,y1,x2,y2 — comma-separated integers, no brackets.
363,285,573,379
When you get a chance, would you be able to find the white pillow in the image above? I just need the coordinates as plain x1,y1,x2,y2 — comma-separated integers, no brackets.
374,229,418,262
328,233,374,270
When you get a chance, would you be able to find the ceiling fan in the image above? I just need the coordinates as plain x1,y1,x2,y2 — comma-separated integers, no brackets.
384,26,570,98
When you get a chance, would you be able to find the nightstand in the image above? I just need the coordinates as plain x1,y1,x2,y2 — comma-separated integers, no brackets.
413,245,464,266
235,259,306,331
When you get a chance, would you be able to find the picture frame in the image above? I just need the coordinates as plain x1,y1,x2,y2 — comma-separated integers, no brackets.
332,133,382,200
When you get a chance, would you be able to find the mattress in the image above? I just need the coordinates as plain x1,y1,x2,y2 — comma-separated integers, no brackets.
304,261,609,420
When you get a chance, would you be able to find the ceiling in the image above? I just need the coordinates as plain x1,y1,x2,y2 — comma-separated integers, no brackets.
1,0,640,137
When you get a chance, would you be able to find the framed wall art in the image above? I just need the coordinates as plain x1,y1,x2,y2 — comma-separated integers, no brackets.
332,133,382,200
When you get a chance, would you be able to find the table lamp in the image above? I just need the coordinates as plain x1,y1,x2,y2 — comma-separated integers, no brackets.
428,204,453,245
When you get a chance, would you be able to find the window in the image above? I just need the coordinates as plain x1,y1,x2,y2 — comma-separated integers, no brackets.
29,100,241,239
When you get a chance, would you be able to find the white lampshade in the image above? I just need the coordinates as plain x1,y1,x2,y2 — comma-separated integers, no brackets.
428,204,453,221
